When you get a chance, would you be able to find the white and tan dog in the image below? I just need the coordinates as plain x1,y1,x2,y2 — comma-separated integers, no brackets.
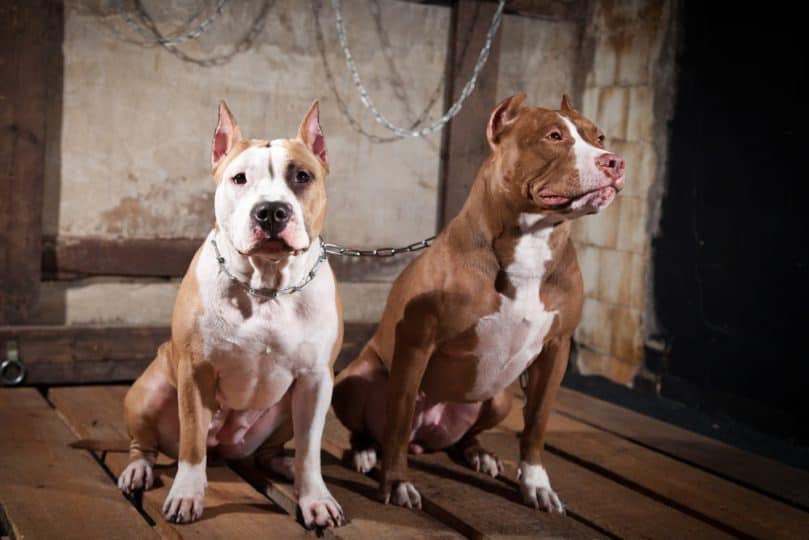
117,101,344,528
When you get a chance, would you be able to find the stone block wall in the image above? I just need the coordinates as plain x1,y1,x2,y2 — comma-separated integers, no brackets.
570,0,673,384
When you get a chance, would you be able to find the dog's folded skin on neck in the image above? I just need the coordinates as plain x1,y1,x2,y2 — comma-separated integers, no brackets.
118,101,345,529
332,93,625,512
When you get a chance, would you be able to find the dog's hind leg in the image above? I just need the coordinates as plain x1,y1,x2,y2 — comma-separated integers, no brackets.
332,344,388,474
119,343,179,494
450,389,512,478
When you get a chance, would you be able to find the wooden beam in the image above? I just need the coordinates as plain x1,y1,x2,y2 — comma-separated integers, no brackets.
0,323,375,385
437,0,502,228
41,235,415,282
0,0,62,323
398,0,587,22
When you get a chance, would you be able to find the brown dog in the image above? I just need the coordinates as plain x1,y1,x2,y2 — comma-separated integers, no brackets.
332,93,624,511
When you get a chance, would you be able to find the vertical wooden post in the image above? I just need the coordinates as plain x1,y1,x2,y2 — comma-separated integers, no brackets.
0,0,61,324
437,0,502,229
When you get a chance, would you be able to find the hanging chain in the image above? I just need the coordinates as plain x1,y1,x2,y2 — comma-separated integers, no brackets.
311,0,443,144
331,0,506,138
323,236,435,258
119,0,230,46
116,0,273,67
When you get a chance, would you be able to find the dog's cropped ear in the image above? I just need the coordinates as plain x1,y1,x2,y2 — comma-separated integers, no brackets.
560,94,576,113
212,101,242,170
298,100,328,172
487,92,527,150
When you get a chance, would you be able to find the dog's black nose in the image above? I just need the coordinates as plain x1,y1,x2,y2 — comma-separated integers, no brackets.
252,201,292,233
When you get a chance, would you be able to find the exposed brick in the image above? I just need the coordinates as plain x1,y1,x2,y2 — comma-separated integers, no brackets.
596,249,633,306
616,29,653,85
629,252,647,310
575,297,614,353
578,196,621,248
581,86,599,119
627,85,654,141
608,139,652,198
575,345,638,386
616,195,648,253
611,306,644,361
576,244,599,297
588,35,618,87
597,86,630,141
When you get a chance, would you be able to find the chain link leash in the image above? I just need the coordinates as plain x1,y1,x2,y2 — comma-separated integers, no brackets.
324,235,435,258
331,0,506,138
210,233,434,299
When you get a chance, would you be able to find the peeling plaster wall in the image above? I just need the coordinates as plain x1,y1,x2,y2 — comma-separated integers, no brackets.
570,0,674,384
49,0,450,243
39,1,583,326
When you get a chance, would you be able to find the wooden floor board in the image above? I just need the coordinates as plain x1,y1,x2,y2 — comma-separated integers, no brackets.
49,385,308,540
322,411,604,539
555,387,809,509
503,397,809,539
477,429,734,539
0,388,157,540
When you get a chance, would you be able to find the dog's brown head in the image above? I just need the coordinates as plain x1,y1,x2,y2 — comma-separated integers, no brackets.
486,92,625,217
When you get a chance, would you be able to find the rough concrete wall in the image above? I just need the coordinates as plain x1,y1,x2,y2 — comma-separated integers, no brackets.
497,14,579,108
49,0,449,243
570,0,672,384
37,1,582,326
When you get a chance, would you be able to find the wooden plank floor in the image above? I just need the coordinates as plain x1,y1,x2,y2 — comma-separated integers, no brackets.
2,385,807,539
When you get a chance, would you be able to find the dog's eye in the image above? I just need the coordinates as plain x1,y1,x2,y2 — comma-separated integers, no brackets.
295,170,312,183
597,134,606,145
232,172,247,185
547,130,563,141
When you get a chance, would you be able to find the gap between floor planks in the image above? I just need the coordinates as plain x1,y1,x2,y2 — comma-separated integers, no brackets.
500,393,809,539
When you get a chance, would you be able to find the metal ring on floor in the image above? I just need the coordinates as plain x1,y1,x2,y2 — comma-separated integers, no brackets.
0,357,26,386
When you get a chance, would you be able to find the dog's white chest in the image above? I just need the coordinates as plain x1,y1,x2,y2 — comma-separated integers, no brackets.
195,241,338,411
467,219,557,399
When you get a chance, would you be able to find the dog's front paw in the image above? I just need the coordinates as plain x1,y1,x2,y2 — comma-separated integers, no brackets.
517,461,565,514
463,445,503,478
384,481,422,509
162,462,207,523
118,458,154,494
298,491,344,529
352,447,378,474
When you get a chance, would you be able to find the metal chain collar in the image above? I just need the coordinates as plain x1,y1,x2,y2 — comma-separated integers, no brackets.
211,236,328,299
331,0,506,138
211,234,435,298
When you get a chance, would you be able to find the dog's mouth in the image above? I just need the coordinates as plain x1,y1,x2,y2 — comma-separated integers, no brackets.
256,237,294,254
537,185,618,208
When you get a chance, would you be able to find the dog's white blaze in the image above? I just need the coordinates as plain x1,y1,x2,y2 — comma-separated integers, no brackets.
216,144,308,253
558,114,608,193
466,214,557,400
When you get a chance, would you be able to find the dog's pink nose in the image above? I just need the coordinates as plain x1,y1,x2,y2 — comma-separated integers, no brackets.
596,153,625,188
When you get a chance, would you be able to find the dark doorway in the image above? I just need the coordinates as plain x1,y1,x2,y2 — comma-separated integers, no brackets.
653,3,809,443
